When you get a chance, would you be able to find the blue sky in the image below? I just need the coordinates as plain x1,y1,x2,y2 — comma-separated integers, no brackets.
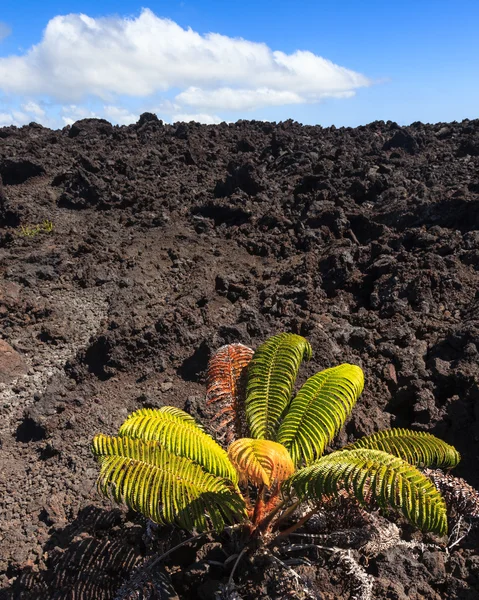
0,1,478,128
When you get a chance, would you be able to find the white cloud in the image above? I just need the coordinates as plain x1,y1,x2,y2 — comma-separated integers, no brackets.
0,102,50,127
103,105,139,125
0,22,11,42
0,112,16,126
176,87,305,111
60,104,98,125
0,9,369,112
172,113,223,125
21,101,45,119
0,110,28,127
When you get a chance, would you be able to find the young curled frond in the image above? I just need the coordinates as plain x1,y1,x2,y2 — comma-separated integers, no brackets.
228,438,295,487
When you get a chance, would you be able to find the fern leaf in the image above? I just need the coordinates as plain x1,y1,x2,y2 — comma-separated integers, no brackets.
345,429,460,469
245,333,312,440
118,407,238,484
287,449,448,535
277,364,364,465
206,343,254,443
153,406,206,430
92,434,246,532
228,438,295,487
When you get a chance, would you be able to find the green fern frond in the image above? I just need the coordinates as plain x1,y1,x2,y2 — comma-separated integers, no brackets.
286,448,448,535
118,407,238,484
152,406,206,430
92,434,246,531
277,364,364,465
245,333,312,440
345,428,460,469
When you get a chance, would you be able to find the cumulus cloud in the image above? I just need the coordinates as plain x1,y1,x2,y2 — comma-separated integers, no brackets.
0,8,369,113
21,101,45,119
172,113,223,125
103,105,139,125
176,87,306,111
60,104,98,126
0,106,43,127
0,112,21,127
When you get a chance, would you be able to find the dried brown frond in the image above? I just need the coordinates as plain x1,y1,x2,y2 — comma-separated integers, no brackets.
206,343,254,443
423,468,479,519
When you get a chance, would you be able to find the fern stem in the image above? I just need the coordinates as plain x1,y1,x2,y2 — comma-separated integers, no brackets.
227,546,249,586
272,500,301,530
251,484,266,526
147,532,207,570
256,497,287,534
274,508,317,541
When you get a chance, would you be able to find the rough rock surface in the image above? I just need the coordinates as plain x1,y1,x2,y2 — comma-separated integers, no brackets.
0,115,479,599
0,339,27,384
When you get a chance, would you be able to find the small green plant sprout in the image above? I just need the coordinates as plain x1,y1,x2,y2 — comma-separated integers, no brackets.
92,333,476,593
18,219,54,237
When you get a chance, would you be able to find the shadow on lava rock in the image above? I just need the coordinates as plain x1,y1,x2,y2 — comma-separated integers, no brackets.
3,506,144,600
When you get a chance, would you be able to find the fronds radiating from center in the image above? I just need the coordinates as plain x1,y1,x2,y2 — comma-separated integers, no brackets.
245,333,312,440
92,434,246,531
345,429,460,469
287,449,448,534
278,364,364,465
92,331,466,539
228,438,295,487
119,407,238,484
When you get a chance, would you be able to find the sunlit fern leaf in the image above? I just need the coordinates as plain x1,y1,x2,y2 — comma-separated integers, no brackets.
286,448,448,535
344,429,460,469
245,333,312,440
277,364,364,466
153,406,206,430
92,434,246,532
228,438,295,487
118,407,238,484
206,343,254,444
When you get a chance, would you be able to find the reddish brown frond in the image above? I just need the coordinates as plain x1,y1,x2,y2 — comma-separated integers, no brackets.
206,343,254,443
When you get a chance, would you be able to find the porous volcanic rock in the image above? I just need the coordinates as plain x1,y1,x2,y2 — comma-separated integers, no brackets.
0,339,27,384
1,115,479,599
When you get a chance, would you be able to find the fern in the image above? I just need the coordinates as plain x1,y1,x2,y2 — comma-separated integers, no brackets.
345,429,460,469
93,332,468,545
287,449,448,534
228,438,295,486
92,434,246,531
118,407,238,484
277,364,364,465
245,333,312,440
206,343,254,443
